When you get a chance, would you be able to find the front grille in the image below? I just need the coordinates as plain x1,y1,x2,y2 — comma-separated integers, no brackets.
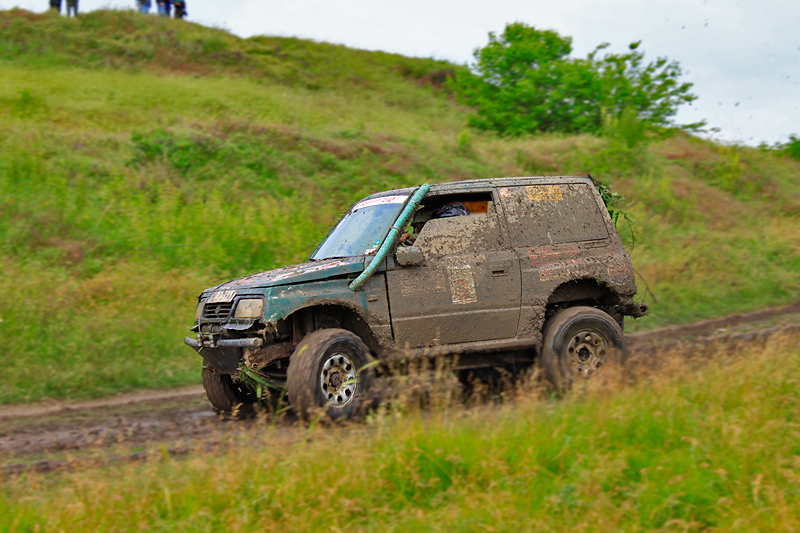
203,302,233,320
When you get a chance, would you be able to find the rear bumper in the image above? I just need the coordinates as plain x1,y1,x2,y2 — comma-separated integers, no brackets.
619,302,649,318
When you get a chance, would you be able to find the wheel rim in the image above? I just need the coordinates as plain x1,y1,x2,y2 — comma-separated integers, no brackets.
320,353,358,408
567,330,609,376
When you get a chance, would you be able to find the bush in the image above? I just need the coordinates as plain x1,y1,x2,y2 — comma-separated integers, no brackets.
767,134,800,161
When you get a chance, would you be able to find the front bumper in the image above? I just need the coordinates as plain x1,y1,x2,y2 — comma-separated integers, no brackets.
183,336,264,349
184,334,264,375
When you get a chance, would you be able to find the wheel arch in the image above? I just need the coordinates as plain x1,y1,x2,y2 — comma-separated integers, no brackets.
546,277,623,306
544,277,626,327
286,302,382,357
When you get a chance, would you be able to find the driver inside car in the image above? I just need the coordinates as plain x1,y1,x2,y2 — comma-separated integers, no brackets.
431,202,470,219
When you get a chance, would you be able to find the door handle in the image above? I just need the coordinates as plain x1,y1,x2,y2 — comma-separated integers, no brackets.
489,260,513,277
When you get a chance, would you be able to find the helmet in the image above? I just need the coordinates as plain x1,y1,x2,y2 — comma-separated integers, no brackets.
432,202,470,219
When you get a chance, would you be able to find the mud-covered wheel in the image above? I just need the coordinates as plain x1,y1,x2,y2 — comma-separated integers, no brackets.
287,328,374,420
539,306,625,395
202,367,256,416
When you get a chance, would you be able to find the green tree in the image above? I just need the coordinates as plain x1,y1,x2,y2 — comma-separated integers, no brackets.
591,41,699,130
454,22,700,136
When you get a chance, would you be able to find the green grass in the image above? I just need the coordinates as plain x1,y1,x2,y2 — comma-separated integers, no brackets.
0,258,204,402
4,335,800,531
0,8,799,403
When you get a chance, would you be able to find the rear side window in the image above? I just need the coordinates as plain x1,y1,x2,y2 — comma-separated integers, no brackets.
500,184,609,247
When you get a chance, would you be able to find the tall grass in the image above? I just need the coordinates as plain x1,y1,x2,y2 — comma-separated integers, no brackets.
3,334,800,530
0,258,203,403
0,8,798,402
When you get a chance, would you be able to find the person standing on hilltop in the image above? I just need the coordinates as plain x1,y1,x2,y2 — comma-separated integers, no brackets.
173,0,186,19
137,0,152,14
48,0,61,13
157,0,172,17
66,0,78,16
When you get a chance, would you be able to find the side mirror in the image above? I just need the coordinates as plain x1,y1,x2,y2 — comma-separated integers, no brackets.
395,246,425,266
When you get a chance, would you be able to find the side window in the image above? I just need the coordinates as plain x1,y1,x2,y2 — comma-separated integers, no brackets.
500,184,609,247
415,214,503,257
410,192,502,257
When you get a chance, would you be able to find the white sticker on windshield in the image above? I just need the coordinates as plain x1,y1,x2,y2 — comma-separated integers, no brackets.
353,195,409,211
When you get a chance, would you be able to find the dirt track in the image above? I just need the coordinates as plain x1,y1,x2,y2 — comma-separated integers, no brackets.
2,301,799,475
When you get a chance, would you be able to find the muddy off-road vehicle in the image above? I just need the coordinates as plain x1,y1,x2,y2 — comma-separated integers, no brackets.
185,177,647,418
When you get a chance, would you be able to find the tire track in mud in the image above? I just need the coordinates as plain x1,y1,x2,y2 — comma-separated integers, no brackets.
2,301,799,474
0,386,207,422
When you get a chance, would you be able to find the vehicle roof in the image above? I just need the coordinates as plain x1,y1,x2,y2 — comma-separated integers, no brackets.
362,176,595,201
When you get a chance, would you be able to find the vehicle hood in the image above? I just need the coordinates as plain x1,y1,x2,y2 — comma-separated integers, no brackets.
208,257,366,292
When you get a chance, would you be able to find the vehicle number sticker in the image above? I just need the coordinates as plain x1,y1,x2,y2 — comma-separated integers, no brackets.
208,290,236,303
527,185,563,202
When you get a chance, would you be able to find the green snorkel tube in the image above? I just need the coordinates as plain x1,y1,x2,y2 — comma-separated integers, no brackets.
348,183,430,292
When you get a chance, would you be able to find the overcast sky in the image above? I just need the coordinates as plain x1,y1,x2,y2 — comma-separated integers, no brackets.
3,0,798,146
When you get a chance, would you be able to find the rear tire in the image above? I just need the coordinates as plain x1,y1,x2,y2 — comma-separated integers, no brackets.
202,367,256,416
287,328,374,421
539,306,625,395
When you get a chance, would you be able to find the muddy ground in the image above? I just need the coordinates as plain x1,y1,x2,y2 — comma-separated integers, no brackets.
2,301,799,475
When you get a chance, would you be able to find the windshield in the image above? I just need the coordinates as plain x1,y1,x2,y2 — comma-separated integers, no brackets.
310,195,409,260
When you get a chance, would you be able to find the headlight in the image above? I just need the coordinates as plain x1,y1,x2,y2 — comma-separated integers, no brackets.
195,300,205,321
234,298,263,319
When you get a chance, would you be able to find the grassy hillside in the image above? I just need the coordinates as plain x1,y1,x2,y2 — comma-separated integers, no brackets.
1,9,799,403
4,335,800,530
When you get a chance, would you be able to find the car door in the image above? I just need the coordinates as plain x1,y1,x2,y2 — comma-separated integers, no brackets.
386,193,521,348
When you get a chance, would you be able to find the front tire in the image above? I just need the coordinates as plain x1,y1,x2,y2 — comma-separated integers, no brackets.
539,306,625,395
202,367,256,416
287,328,374,420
